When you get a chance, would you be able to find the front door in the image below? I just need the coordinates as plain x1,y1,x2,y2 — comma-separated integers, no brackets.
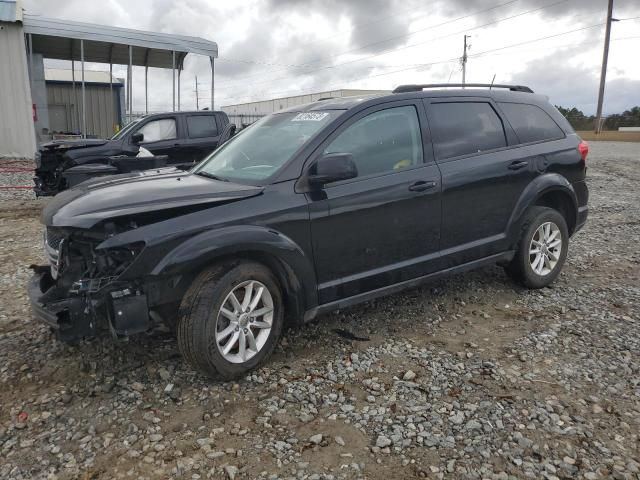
134,116,180,159
307,102,442,304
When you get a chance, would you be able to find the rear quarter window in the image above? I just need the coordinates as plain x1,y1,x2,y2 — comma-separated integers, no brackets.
498,102,565,144
429,102,507,160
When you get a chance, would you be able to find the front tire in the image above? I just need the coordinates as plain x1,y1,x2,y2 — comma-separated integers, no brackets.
506,206,569,289
177,261,284,379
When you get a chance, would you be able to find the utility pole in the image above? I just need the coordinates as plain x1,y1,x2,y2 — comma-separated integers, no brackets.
462,35,470,86
195,76,199,110
594,0,617,134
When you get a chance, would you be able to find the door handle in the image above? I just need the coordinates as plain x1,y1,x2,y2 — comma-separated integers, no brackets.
408,180,437,192
508,160,529,170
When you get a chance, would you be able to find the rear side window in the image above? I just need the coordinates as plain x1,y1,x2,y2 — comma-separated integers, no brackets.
499,102,565,144
187,115,219,138
429,102,506,160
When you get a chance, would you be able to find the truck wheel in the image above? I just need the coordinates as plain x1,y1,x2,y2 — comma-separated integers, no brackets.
506,206,569,289
177,261,284,379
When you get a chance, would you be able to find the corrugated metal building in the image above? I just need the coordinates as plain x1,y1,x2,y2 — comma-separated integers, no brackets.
0,6,218,159
0,0,37,158
222,89,389,127
44,69,124,138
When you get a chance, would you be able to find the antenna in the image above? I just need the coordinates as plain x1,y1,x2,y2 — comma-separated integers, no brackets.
490,74,496,89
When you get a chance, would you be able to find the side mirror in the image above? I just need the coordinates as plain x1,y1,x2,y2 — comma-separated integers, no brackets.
308,153,357,187
131,132,144,144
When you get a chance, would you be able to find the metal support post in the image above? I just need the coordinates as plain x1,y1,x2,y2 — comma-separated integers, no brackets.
81,40,86,138
210,56,215,110
172,51,176,112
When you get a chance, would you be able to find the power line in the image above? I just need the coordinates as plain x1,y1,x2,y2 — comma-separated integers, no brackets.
217,0,521,72
219,23,603,103
469,22,603,59
215,0,570,91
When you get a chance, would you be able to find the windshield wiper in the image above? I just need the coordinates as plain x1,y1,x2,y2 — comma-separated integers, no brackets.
196,171,229,182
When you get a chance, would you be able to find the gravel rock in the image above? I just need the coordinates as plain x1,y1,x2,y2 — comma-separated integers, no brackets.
0,143,639,479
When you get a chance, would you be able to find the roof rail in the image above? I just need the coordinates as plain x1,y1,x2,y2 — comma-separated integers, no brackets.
392,83,534,94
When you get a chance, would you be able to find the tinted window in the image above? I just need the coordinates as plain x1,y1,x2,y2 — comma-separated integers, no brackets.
430,102,506,159
137,118,176,143
499,102,565,143
324,105,423,178
187,115,219,138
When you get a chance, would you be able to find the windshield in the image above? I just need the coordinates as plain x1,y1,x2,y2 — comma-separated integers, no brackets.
194,111,340,183
111,118,142,140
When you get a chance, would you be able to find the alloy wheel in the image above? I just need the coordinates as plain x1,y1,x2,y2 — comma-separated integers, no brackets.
214,280,274,363
529,221,562,276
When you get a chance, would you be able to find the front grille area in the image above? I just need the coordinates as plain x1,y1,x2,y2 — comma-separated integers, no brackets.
44,228,64,279
46,227,65,250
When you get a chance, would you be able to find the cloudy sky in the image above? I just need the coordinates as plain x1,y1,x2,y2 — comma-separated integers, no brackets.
23,0,640,114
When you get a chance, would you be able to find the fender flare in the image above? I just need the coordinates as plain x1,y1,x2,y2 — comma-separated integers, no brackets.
506,173,578,244
151,225,318,318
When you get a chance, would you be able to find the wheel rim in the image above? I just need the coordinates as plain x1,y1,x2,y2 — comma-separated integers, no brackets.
214,280,274,364
529,221,562,276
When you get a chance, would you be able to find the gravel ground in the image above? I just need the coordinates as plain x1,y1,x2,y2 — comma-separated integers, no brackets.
0,159,36,201
0,142,638,480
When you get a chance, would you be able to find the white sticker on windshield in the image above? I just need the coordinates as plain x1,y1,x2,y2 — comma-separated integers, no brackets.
291,112,329,122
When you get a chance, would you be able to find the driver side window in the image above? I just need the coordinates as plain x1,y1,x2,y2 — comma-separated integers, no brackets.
324,105,423,178
136,118,177,143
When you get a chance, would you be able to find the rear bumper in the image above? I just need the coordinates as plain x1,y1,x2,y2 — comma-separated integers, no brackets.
574,205,588,234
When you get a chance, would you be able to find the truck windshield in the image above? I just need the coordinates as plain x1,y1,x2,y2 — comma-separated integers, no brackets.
110,118,141,140
194,111,339,183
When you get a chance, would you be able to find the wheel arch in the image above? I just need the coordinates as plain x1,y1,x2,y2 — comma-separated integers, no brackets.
151,225,317,325
507,173,578,247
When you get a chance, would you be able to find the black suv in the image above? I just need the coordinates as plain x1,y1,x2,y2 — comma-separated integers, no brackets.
28,84,588,379
34,110,231,196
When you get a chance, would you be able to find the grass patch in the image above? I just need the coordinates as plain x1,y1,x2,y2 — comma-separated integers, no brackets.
577,130,640,142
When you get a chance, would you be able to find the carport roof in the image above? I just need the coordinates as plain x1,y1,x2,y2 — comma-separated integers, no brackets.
22,14,218,69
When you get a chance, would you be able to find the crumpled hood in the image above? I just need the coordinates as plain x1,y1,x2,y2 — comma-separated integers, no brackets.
40,138,109,151
42,168,264,229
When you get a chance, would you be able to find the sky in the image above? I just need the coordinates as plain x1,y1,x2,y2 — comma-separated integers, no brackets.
22,0,640,115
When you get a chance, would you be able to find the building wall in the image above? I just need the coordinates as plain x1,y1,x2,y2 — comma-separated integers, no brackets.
222,89,389,127
31,53,49,138
46,82,122,138
0,21,36,159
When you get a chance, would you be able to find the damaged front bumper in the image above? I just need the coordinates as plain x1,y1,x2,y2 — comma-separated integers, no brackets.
27,265,151,342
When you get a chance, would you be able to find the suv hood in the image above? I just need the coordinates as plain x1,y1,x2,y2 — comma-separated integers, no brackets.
42,169,264,229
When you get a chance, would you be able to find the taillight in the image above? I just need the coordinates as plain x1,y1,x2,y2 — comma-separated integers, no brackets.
578,140,589,161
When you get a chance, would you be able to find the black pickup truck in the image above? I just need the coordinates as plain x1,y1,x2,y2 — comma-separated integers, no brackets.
34,110,233,196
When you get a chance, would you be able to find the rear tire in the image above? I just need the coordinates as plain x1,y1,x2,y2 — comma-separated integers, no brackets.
506,206,569,289
177,261,284,379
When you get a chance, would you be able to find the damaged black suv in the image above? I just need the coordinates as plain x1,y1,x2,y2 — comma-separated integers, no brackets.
28,84,589,379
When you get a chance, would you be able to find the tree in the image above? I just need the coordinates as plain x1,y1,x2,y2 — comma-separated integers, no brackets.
556,105,640,131
555,106,594,130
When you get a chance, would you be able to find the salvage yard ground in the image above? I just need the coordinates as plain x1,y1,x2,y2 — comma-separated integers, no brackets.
0,142,639,480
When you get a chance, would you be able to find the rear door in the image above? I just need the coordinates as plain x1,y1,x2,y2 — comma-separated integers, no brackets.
182,114,222,163
424,97,536,266
306,101,442,304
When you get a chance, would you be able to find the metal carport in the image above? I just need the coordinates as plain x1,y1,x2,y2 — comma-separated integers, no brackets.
22,14,218,138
